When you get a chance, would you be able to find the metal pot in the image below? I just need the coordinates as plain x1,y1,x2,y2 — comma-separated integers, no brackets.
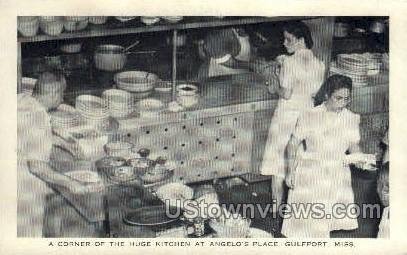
94,44,127,71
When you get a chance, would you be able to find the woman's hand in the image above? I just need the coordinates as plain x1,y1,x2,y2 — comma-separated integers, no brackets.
345,153,377,171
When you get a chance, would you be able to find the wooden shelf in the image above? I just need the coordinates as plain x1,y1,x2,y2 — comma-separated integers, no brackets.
18,16,317,43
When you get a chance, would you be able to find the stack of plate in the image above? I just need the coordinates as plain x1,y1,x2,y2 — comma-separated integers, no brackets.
50,108,80,129
75,95,110,128
332,54,369,87
102,89,134,118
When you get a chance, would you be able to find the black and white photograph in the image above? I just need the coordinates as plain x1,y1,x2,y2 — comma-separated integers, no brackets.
15,15,391,239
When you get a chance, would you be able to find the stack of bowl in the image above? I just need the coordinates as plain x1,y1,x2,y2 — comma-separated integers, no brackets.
18,16,39,37
39,16,64,36
102,89,134,118
114,71,159,101
75,95,110,129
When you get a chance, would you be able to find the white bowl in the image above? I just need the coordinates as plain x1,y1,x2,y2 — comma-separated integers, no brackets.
18,16,39,37
39,16,64,36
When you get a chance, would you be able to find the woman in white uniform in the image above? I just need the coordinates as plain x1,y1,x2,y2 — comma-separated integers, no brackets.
259,21,325,228
18,72,103,237
282,75,377,238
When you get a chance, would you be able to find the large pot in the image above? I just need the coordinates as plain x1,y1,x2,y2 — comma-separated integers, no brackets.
94,44,127,71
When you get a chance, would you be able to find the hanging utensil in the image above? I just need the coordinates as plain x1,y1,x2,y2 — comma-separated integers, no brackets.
123,40,140,53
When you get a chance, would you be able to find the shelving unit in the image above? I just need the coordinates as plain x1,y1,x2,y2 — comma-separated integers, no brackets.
17,16,317,95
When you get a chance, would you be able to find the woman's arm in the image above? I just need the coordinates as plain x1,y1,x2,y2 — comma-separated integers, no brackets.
27,160,103,194
278,57,294,100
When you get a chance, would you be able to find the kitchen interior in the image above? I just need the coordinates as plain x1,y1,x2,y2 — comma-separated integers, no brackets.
17,16,389,238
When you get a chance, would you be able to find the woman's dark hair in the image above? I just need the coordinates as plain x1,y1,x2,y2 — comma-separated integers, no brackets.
314,74,353,106
283,21,314,49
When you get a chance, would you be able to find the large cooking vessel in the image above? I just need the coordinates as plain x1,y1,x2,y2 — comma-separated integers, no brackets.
94,44,127,71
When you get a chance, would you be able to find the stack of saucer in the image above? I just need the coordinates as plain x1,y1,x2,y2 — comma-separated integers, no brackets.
102,89,134,119
75,95,110,129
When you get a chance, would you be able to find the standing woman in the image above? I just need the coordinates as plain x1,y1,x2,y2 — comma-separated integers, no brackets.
259,21,325,226
282,75,377,238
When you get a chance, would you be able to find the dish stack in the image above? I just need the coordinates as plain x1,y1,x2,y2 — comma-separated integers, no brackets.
50,108,81,130
75,95,110,129
102,89,134,118
330,54,369,87
114,71,159,101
